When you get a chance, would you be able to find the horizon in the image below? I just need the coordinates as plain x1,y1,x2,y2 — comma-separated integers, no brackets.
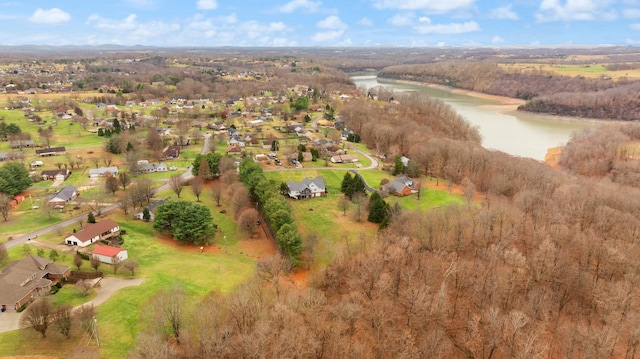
0,0,638,48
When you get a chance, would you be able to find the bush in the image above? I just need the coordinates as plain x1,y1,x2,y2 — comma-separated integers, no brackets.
76,251,90,260
50,286,59,294
16,303,27,312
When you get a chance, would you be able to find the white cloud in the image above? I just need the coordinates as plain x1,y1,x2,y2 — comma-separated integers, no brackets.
388,13,415,26
536,0,617,21
491,36,505,43
87,14,138,30
277,0,321,13
197,0,218,10
29,8,70,24
490,5,519,20
373,0,475,13
312,30,344,42
414,20,480,34
358,17,373,26
317,15,347,30
419,16,431,23
631,23,640,30
624,8,640,18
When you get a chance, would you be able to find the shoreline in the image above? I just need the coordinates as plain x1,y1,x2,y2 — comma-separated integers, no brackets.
376,77,618,124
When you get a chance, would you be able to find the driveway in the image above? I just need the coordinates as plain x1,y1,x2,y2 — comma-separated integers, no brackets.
0,277,144,334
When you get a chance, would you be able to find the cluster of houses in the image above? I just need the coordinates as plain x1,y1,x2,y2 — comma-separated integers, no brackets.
0,217,128,312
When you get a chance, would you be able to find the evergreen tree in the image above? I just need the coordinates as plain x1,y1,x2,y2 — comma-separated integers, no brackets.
392,156,405,176
142,207,151,222
97,128,105,136
87,212,96,224
341,172,353,195
367,192,388,224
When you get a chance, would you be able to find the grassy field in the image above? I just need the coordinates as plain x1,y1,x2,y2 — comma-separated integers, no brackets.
499,62,640,80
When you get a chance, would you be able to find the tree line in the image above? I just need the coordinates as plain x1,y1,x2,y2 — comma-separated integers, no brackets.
378,61,640,120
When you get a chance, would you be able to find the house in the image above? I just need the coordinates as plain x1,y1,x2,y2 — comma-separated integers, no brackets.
9,140,34,149
47,185,78,207
91,245,128,265
41,168,71,181
291,152,313,162
139,162,168,173
330,154,359,163
0,255,70,311
88,166,119,178
35,147,66,157
163,146,181,160
0,152,23,162
30,160,43,168
382,176,418,197
135,198,168,220
64,218,120,247
226,144,243,154
287,177,326,199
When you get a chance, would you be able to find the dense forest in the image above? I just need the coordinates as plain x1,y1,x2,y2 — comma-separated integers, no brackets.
379,62,640,120
127,85,640,358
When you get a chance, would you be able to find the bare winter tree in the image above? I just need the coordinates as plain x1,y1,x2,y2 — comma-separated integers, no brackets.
20,298,53,338
169,175,184,198
211,181,222,207
190,176,204,201
152,283,186,344
52,304,73,338
237,208,259,236
0,193,11,221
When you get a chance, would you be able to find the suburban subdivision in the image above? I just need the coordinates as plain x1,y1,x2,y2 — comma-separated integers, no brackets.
1,44,640,358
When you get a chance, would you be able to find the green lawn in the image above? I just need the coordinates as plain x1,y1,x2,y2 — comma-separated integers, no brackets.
0,187,259,358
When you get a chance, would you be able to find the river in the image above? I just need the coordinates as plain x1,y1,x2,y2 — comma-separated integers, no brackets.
351,75,596,161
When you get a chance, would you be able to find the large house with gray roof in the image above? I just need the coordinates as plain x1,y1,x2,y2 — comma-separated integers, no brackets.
382,176,417,197
47,185,78,207
0,255,70,311
287,177,326,200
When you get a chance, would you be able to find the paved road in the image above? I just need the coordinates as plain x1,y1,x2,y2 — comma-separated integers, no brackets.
0,277,144,334
5,135,211,250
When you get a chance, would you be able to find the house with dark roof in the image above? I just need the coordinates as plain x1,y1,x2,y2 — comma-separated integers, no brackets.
41,168,71,181
35,147,66,157
64,219,120,247
92,245,128,265
163,146,181,160
47,185,78,207
287,177,326,199
0,255,70,311
382,176,418,197
135,198,168,221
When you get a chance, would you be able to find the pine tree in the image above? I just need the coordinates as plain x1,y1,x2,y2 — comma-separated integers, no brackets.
87,212,96,224
367,192,388,224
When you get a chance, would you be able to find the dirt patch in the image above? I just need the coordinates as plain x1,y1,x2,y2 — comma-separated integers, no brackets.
153,233,224,254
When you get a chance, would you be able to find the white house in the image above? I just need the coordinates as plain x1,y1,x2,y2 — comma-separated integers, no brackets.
88,166,119,178
139,162,168,173
287,177,326,200
91,245,128,264
65,219,120,247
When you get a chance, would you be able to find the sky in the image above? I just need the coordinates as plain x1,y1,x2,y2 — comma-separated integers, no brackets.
0,0,638,47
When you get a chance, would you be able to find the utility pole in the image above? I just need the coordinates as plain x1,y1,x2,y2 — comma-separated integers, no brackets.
94,317,100,347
